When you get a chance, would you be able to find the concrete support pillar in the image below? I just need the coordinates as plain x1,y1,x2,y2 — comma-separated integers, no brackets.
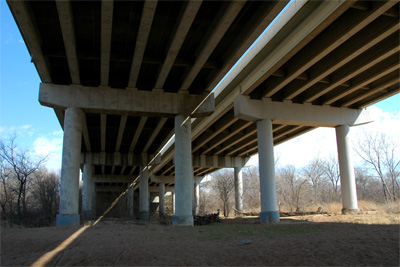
257,119,279,223
82,164,93,218
127,186,134,217
336,125,359,214
139,166,149,219
172,192,175,215
173,114,194,226
194,182,200,215
234,167,243,216
159,183,165,215
91,180,96,217
57,107,84,226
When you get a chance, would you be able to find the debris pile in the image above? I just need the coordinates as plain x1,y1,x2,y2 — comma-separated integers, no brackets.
194,210,221,226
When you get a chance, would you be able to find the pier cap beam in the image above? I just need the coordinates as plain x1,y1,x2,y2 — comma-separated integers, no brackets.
234,95,374,127
39,83,214,117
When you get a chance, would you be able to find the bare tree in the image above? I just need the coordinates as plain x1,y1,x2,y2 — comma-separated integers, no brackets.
242,166,260,212
276,165,310,212
0,135,47,224
301,157,325,203
354,132,399,202
211,169,234,217
321,154,341,201
31,168,60,224
0,159,17,227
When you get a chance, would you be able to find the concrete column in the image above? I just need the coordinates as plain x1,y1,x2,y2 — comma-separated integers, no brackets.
57,107,84,226
159,183,165,215
139,166,149,219
82,164,93,218
234,167,243,216
173,114,194,226
127,186,134,217
257,119,279,223
195,182,200,215
91,180,96,217
336,125,359,214
172,192,175,215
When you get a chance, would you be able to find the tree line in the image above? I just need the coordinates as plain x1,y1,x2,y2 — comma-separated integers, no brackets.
200,131,399,216
1,130,398,226
0,135,59,227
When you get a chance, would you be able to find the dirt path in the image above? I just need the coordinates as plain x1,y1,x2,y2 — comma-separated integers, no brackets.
1,213,399,266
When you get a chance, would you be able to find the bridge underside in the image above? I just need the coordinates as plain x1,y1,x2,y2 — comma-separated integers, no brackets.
8,0,399,225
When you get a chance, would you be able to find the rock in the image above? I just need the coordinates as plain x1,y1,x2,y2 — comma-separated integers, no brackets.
240,239,251,245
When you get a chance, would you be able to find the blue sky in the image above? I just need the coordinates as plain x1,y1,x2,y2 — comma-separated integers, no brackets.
1,2,399,171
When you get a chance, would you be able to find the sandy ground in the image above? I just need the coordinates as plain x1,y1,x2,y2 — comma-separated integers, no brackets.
1,212,399,266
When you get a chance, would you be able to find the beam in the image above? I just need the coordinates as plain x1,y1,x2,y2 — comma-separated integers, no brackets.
215,127,257,156
149,186,174,193
179,1,245,92
81,112,91,152
100,0,114,86
342,77,400,107
234,95,374,127
143,118,167,153
56,0,80,85
242,1,352,96
151,175,175,184
81,152,157,166
192,155,249,168
200,121,252,155
100,114,106,152
130,117,147,152
93,175,134,183
304,32,400,103
323,60,400,105
128,0,158,88
7,1,52,82
192,115,238,153
39,83,214,116
263,1,398,98
115,114,127,152
284,18,400,100
154,1,202,89
205,1,289,92
96,185,127,192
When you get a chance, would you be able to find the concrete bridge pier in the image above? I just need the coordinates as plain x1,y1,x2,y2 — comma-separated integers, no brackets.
127,185,134,217
159,183,165,215
336,125,359,214
257,119,279,223
173,114,194,226
139,166,150,219
234,166,244,216
56,107,84,226
82,163,93,218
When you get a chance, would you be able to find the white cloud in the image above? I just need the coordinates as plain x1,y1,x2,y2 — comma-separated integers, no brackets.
33,133,63,171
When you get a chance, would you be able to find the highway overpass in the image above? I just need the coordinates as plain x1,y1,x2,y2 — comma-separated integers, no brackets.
8,0,399,226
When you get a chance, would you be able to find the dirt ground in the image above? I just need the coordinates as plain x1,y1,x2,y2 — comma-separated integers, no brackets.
1,212,399,266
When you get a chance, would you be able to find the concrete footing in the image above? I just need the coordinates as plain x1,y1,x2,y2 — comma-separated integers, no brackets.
172,215,194,226
139,211,149,220
260,211,280,224
56,214,80,226
342,208,359,215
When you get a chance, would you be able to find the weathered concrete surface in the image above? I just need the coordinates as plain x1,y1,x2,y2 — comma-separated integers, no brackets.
39,83,214,117
57,107,83,226
257,119,279,223
234,95,374,127
173,115,194,226
336,125,359,214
